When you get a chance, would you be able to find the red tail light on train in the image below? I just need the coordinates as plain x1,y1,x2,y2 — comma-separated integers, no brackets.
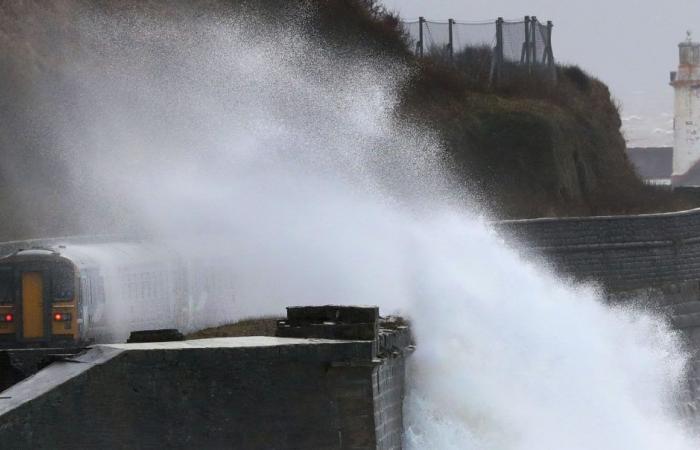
53,312,71,322
2,313,12,322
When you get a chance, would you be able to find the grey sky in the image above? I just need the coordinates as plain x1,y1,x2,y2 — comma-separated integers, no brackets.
381,0,699,147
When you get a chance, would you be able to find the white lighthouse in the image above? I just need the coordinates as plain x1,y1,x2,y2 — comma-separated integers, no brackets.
671,32,700,185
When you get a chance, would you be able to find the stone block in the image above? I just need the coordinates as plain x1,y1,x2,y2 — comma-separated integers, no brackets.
286,305,379,325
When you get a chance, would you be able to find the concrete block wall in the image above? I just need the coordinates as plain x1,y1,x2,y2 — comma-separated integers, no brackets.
0,340,375,449
0,306,412,450
494,208,700,291
277,305,412,449
373,355,406,450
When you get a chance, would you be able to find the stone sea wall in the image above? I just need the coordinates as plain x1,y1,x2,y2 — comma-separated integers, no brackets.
0,306,412,449
494,207,700,291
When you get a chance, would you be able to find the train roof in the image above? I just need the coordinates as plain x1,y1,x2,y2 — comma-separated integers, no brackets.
0,237,180,271
0,235,129,257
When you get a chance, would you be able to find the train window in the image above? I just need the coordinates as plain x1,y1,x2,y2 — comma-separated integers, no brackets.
52,267,74,300
0,270,12,304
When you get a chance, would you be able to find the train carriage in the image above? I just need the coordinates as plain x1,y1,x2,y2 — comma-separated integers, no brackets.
0,248,81,346
0,240,213,347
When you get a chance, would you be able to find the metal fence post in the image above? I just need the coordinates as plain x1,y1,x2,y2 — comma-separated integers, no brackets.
546,21,554,66
491,17,504,85
522,16,530,66
418,16,425,57
448,18,455,62
530,16,538,68
546,20,556,81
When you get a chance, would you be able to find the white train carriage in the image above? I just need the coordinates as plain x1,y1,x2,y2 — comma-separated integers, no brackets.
0,239,237,347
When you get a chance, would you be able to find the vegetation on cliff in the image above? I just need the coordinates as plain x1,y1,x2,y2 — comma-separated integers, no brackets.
324,1,693,218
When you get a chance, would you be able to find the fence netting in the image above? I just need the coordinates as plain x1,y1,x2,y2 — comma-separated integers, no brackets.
402,17,555,83
453,21,496,50
533,21,550,64
402,20,422,54
502,20,525,62
403,20,495,57
423,21,450,59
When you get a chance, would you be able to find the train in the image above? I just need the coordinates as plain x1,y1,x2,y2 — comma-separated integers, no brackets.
0,237,237,347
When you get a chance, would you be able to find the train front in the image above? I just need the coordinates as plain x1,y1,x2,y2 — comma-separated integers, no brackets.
0,249,80,347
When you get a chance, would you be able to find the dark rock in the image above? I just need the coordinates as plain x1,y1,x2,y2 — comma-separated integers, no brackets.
127,329,184,343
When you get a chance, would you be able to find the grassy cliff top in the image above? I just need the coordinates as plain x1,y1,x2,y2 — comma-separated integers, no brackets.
313,0,693,217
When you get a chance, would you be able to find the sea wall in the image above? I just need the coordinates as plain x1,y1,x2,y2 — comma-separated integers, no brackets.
494,207,700,291
0,306,412,450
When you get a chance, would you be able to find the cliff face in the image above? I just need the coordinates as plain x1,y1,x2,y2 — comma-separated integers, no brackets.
403,59,688,218
451,74,636,218
0,0,689,240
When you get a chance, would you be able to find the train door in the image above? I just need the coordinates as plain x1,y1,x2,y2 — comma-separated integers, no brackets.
21,272,44,339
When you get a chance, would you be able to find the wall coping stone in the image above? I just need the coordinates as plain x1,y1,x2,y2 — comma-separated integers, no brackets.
496,207,700,225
